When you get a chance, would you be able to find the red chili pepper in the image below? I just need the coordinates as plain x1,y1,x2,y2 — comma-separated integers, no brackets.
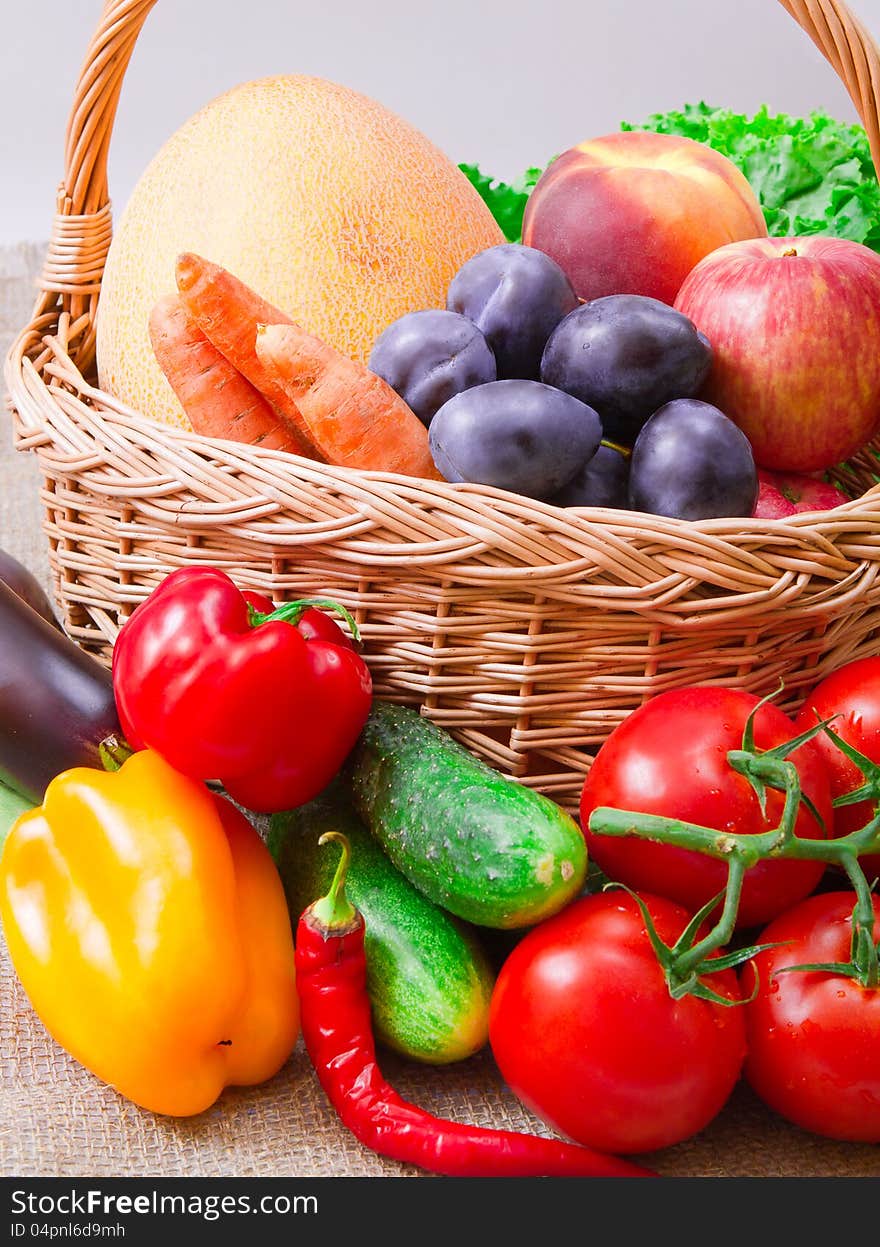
295,832,657,1179
112,567,372,813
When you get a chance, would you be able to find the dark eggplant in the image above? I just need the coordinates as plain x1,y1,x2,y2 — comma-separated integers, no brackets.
0,548,60,629
0,579,121,802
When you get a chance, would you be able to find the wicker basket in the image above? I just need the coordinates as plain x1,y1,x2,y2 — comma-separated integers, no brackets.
7,0,880,812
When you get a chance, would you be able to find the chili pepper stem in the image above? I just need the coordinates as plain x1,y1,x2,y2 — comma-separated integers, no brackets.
309,832,358,930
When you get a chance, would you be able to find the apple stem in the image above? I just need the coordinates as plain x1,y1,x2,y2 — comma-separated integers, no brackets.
782,247,799,257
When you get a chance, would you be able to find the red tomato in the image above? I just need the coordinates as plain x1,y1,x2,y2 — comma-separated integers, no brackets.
743,891,880,1142
579,686,833,929
488,890,747,1155
794,656,880,879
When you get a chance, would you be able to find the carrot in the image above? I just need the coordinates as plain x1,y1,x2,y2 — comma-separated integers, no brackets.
175,252,441,478
254,321,443,479
148,293,309,454
175,252,322,460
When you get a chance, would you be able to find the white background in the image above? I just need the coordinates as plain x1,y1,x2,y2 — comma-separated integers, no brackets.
2,0,880,245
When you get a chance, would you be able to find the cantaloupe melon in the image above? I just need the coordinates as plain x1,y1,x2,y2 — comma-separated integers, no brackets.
96,75,504,430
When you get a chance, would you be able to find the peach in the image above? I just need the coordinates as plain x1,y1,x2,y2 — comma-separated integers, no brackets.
522,131,768,306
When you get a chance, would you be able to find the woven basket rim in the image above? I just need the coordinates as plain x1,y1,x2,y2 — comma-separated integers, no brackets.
9,314,880,542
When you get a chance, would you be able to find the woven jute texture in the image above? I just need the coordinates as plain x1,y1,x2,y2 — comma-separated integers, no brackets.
2,254,880,1180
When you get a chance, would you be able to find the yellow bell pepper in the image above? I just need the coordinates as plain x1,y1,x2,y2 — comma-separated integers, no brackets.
0,748,300,1117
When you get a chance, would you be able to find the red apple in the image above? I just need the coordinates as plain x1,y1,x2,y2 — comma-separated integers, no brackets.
521,131,768,306
753,474,797,519
753,468,850,518
675,235,880,473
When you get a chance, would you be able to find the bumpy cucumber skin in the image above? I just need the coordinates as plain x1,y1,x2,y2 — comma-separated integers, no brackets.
268,782,495,1065
348,702,588,929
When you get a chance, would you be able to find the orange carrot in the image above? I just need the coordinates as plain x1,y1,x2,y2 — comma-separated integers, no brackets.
254,321,443,479
148,293,307,455
175,252,322,460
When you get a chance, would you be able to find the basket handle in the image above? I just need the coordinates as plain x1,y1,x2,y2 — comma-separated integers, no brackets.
31,0,157,368
33,0,880,369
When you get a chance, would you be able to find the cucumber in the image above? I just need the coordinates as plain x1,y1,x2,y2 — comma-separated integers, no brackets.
347,701,588,929
268,779,495,1065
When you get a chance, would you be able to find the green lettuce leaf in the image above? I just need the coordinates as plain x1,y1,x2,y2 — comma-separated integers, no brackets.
458,163,544,242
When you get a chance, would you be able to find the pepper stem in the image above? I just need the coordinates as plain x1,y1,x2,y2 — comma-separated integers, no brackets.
309,832,358,930
98,735,134,772
248,597,361,643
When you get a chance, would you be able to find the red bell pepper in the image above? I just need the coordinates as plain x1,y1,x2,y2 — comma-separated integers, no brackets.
112,567,373,813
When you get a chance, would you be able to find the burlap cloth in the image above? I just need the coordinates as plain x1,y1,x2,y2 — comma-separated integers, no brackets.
1,245,877,1179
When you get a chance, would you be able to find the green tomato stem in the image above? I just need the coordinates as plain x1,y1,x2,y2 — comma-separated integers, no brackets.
839,851,880,988
588,737,880,991
588,762,880,868
669,857,747,985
